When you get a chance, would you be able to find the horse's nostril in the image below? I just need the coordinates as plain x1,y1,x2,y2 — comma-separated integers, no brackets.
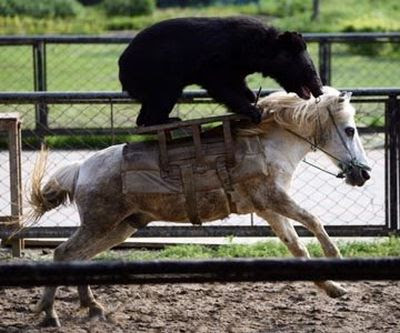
361,169,370,180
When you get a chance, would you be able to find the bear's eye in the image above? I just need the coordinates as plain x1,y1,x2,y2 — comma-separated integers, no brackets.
345,127,355,138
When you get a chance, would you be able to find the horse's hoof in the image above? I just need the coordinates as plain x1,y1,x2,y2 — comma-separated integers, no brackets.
31,302,45,314
30,304,41,314
89,306,106,320
40,316,61,328
316,281,348,298
326,285,348,298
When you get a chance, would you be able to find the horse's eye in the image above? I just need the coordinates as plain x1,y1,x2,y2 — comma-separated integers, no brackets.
345,127,355,138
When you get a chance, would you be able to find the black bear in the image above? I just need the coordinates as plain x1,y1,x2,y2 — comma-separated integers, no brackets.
119,16,323,126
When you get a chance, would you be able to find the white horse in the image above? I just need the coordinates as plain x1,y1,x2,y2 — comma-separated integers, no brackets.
29,86,370,327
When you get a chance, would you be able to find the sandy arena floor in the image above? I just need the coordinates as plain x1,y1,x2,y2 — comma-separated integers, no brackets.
1,277,400,332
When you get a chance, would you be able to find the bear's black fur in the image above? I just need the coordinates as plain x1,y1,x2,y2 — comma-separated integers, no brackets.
119,16,323,126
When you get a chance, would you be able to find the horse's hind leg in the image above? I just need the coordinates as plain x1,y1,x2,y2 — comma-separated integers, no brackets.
258,210,347,298
34,226,101,326
34,222,137,326
76,221,140,320
33,287,60,327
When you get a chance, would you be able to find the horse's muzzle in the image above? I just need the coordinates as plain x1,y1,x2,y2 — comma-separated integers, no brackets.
345,166,371,187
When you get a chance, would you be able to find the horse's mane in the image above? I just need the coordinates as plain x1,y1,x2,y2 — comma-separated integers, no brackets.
237,86,354,137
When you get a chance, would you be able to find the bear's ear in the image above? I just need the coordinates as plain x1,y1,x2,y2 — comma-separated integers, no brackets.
278,31,306,53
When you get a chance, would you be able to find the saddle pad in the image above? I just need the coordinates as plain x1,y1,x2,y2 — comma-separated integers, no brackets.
121,136,268,195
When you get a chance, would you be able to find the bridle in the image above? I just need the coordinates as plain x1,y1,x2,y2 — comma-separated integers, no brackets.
285,95,371,179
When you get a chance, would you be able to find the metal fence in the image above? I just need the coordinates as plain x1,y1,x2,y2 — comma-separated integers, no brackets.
2,258,400,287
0,88,398,238
0,32,399,94
0,32,399,238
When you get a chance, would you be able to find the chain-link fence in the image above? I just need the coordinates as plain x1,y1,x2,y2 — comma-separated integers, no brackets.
0,33,399,237
0,33,399,93
0,89,398,238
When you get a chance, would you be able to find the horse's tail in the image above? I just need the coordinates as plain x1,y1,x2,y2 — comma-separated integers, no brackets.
28,146,80,223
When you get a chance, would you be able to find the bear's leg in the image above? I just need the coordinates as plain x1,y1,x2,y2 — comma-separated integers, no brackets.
136,89,182,126
204,80,261,123
240,82,257,103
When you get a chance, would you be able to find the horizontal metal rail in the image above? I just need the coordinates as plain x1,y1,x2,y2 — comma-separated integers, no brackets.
0,32,399,45
12,126,383,140
0,225,394,239
0,88,399,104
1,258,400,286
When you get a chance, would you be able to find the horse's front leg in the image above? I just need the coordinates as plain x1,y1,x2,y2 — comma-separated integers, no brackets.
266,186,341,259
257,209,347,298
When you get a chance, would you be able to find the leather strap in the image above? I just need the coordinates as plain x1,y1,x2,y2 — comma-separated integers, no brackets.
158,130,169,171
191,124,205,166
180,164,202,225
222,120,235,167
216,158,237,214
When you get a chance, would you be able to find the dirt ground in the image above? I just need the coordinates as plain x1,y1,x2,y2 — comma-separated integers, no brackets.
0,248,399,333
1,279,400,332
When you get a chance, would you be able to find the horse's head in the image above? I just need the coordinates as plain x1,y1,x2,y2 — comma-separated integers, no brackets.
266,32,323,99
316,87,371,187
255,86,371,187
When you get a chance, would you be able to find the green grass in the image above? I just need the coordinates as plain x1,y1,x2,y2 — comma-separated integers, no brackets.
0,1,399,92
0,133,158,149
0,43,398,92
2,238,399,262
2,0,400,35
94,237,400,261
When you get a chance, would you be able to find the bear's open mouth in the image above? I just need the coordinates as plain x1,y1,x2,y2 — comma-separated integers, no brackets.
298,86,311,99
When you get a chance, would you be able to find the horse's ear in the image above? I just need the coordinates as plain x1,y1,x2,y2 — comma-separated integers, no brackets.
338,91,352,102
256,98,274,120
261,109,274,121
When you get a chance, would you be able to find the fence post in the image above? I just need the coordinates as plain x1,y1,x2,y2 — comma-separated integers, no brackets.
33,41,48,135
0,113,23,257
318,40,331,85
386,95,400,232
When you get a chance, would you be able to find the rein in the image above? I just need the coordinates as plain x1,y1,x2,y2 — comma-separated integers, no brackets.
284,127,348,178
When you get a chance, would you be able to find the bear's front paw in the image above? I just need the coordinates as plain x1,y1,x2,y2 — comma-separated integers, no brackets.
166,117,182,124
248,109,262,124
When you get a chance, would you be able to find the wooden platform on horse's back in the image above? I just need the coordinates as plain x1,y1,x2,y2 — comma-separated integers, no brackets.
121,114,268,224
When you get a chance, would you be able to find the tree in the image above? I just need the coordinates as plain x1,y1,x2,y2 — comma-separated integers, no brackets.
311,0,320,21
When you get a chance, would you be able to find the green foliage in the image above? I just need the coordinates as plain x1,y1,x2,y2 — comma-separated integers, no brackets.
0,134,155,150
216,241,290,258
78,0,103,5
342,16,400,33
44,134,154,149
0,0,84,19
95,237,400,261
156,0,259,8
2,0,400,34
106,16,137,30
0,15,105,34
342,16,400,57
105,15,159,31
338,237,400,257
160,244,214,259
103,0,155,16
157,0,212,8
307,242,324,257
273,0,309,17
